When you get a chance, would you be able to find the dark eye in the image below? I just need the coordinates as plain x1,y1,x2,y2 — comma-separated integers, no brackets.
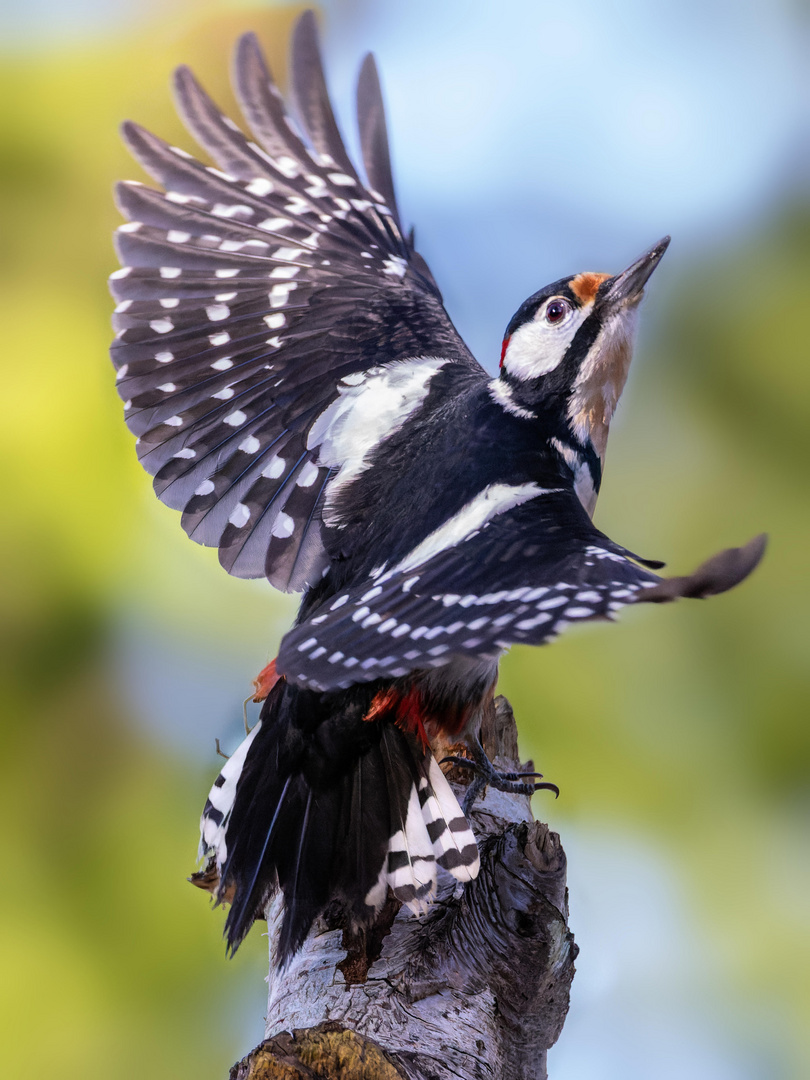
545,298,571,325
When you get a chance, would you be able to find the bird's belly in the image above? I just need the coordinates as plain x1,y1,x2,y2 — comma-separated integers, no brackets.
415,654,500,738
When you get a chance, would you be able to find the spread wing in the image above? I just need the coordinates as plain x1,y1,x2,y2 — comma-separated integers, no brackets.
278,490,766,689
110,11,479,591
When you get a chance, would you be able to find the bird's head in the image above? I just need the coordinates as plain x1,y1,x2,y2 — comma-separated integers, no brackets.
496,236,670,461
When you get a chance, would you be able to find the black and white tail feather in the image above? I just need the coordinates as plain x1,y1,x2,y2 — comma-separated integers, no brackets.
199,679,478,963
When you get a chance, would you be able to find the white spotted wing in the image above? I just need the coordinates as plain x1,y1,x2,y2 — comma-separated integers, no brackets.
110,13,480,591
278,488,663,689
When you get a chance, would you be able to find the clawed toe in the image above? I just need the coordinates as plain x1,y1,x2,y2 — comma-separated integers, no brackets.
440,754,475,769
442,737,559,813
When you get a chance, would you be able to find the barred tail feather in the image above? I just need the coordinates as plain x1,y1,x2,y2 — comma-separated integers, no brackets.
423,753,480,880
379,727,437,912
199,718,263,864
196,678,480,964
376,727,479,914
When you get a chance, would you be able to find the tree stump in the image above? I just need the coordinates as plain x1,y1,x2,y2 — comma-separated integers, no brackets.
230,697,577,1080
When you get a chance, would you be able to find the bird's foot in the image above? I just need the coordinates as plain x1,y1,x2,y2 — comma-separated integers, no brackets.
442,736,559,815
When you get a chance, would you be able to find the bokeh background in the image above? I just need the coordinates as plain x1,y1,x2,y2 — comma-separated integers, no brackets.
1,0,807,1077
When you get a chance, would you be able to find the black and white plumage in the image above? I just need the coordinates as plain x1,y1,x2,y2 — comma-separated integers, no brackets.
198,679,478,960
110,11,765,963
111,18,465,591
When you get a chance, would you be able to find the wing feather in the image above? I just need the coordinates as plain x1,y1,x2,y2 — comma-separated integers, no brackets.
356,53,400,223
172,64,278,183
278,493,764,688
232,32,314,167
289,11,362,183
110,16,480,591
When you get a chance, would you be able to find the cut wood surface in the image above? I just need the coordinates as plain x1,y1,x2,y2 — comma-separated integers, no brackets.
231,697,576,1080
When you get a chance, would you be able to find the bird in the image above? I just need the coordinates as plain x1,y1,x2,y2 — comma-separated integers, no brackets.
109,10,765,965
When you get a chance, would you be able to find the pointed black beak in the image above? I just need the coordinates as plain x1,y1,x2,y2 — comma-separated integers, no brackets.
599,236,670,308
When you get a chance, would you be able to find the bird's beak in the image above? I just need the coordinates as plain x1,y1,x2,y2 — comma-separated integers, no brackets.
599,236,671,308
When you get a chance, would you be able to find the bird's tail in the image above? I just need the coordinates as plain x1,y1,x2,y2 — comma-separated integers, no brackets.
197,677,479,964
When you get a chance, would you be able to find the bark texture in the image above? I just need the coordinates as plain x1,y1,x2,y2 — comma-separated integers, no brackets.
231,697,577,1080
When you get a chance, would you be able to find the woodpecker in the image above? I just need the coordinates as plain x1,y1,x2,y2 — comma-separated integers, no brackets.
109,11,765,964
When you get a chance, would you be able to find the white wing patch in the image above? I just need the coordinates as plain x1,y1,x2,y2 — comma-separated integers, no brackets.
308,357,449,524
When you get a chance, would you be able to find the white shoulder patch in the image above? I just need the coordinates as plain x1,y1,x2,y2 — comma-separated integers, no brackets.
379,481,560,579
308,357,449,524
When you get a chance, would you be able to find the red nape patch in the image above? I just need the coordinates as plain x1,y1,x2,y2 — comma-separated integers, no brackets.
499,335,511,369
365,686,430,751
252,658,282,702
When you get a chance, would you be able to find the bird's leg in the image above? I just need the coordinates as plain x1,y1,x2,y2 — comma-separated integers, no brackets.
242,696,255,736
442,734,559,815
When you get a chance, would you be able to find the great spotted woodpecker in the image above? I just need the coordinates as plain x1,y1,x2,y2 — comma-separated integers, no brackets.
109,11,765,963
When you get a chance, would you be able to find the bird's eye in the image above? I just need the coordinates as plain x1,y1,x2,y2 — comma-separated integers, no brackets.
545,298,572,325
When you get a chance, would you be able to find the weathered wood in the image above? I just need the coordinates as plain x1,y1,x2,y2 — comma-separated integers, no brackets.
232,697,576,1080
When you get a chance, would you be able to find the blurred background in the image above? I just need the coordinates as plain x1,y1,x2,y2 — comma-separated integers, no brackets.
1,0,807,1077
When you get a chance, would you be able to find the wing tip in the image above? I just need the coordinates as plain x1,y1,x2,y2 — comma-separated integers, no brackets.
172,61,194,81
119,118,141,147
291,8,321,69
233,29,264,74
358,51,380,89
641,532,767,603
295,8,319,36
171,63,198,104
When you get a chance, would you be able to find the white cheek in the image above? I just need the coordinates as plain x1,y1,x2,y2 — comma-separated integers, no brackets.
503,313,584,379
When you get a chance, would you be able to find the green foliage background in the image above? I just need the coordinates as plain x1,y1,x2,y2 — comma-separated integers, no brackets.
1,3,807,1077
